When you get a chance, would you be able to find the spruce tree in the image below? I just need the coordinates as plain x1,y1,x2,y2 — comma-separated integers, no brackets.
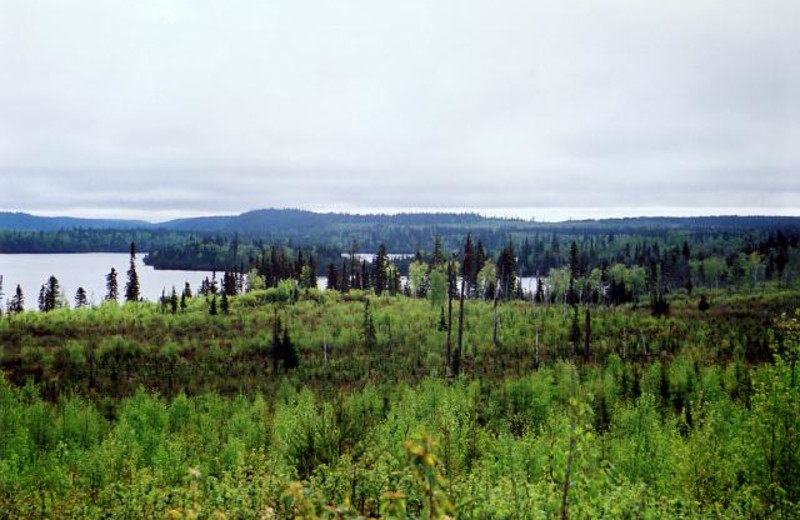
271,315,282,370
38,285,46,312
307,255,318,290
326,263,338,291
75,287,88,308
9,285,24,314
170,286,178,314
209,295,218,315
45,275,60,311
220,291,230,315
373,244,389,295
105,268,118,302
363,298,377,349
125,242,140,303
282,327,299,371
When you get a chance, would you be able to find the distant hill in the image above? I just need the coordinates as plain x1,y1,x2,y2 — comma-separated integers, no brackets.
0,212,152,231
2,209,800,235
0,209,516,233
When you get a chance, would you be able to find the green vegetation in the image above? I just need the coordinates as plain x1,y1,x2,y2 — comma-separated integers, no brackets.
1,285,799,518
3,224,800,518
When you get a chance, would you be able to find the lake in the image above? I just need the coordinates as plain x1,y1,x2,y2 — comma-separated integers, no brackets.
0,253,543,310
0,253,213,309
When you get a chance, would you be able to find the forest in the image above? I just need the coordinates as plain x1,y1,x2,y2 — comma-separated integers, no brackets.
1,229,800,519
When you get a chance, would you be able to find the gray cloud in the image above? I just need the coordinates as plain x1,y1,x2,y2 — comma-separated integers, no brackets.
0,0,797,221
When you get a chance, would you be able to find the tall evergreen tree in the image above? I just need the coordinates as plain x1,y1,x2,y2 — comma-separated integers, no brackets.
271,315,282,370
170,286,178,314
496,240,517,299
105,267,118,302
38,285,47,312
220,291,230,315
363,298,377,349
75,287,88,308
326,263,338,291
9,285,24,314
373,244,389,295
125,242,140,303
307,255,318,290
340,260,350,292
282,327,299,371
209,295,218,315
46,275,60,311
430,235,445,268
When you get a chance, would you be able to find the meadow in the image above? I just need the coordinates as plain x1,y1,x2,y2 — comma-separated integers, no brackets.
1,287,799,519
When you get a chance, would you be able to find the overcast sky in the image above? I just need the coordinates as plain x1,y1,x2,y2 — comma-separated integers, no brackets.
0,0,797,222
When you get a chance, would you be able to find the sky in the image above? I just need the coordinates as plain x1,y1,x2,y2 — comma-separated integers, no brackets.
0,0,797,222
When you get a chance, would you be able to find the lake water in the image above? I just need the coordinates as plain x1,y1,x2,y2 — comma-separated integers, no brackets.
0,253,542,310
0,253,213,309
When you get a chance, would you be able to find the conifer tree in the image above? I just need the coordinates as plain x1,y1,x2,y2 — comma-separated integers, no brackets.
170,286,178,314
307,255,318,290
373,244,389,295
105,267,118,302
45,275,59,311
75,287,88,308
535,276,545,304
271,315,282,370
9,285,24,314
326,263,338,291
183,282,192,299
363,298,377,349
125,242,140,303
209,295,218,315
220,291,230,315
431,235,445,268
339,260,350,292
180,292,187,313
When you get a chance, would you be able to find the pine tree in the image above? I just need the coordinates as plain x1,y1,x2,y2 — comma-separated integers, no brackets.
180,292,187,313
209,295,218,315
497,240,517,299
45,275,60,311
373,244,389,295
326,263,338,291
430,235,445,268
38,285,47,312
363,298,377,349
106,268,118,302
339,260,350,292
75,287,88,308
271,315,282,370
9,285,24,314
183,282,192,299
220,291,230,315
125,242,140,303
307,255,318,290
535,276,545,304
170,286,178,314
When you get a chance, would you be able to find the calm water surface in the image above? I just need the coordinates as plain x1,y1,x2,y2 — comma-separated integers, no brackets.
0,253,542,309
0,253,213,308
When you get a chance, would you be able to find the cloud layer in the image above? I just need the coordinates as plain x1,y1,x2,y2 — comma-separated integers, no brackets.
1,0,797,220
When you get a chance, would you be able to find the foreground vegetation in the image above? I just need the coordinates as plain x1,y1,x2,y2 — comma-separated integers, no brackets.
1,287,799,519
